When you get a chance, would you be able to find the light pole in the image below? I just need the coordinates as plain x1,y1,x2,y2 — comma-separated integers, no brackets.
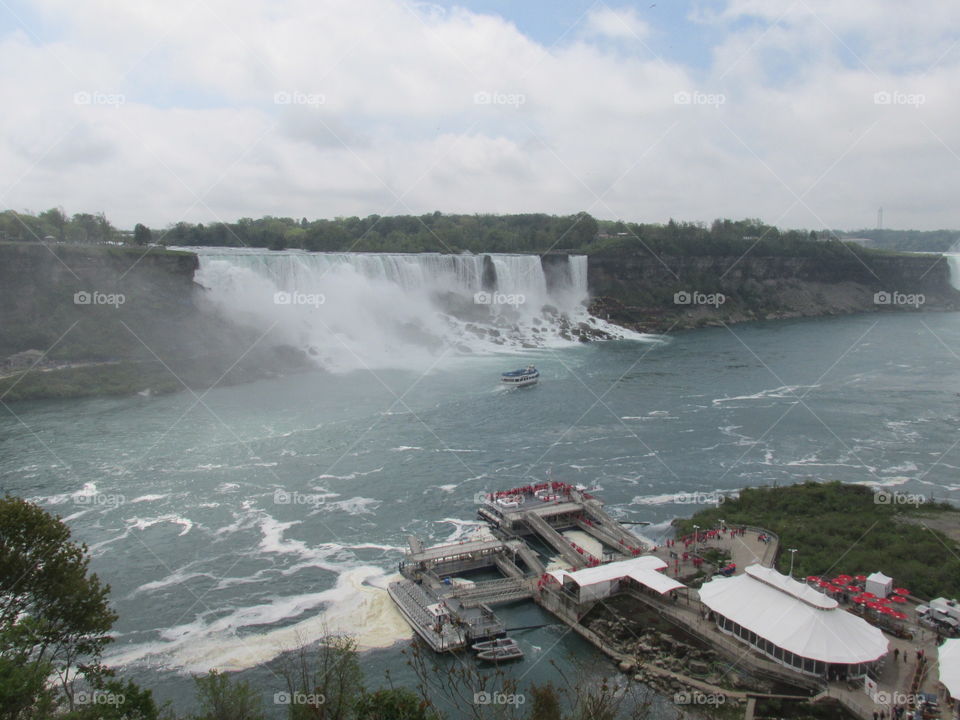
693,524,700,557
787,548,797,578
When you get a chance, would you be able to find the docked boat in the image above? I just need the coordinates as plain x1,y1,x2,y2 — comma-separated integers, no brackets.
501,365,539,387
473,637,524,662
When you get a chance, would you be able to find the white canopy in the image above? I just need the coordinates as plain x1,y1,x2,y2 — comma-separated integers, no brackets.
548,555,684,595
699,564,889,664
939,639,960,699
865,572,893,598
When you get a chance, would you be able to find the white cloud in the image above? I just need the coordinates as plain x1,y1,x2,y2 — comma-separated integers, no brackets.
0,0,958,230
584,6,651,41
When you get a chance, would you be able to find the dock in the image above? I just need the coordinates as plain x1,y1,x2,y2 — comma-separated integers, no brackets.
390,482,650,652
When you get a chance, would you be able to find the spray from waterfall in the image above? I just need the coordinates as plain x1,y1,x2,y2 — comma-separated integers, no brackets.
190,249,645,372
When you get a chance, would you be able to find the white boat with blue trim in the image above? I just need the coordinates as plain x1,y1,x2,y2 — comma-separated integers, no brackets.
501,365,539,387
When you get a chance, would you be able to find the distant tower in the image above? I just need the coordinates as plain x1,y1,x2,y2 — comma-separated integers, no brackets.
877,206,883,230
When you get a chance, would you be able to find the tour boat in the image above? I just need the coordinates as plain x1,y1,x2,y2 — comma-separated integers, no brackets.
472,637,524,662
501,365,539,387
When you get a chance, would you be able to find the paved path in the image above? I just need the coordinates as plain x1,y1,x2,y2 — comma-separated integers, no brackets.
651,525,778,580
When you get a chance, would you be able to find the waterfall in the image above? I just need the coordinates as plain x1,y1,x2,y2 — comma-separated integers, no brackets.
945,253,960,290
189,248,636,372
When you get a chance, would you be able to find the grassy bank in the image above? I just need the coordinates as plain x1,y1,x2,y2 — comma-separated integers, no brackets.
675,481,960,599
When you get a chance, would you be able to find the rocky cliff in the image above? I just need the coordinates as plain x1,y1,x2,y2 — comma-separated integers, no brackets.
586,250,960,332
0,242,308,400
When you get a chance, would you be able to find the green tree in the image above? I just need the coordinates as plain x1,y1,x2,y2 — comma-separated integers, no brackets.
192,670,265,720
276,634,364,720
134,223,153,246
0,496,117,712
356,688,435,720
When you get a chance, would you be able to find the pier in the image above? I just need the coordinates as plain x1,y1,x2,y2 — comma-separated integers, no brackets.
389,482,650,652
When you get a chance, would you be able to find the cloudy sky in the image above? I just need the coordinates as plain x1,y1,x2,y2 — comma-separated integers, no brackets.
1,0,957,230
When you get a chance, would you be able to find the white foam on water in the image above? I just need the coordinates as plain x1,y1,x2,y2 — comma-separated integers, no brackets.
712,384,819,406
855,476,913,488
107,566,411,674
319,497,381,515
315,468,383,481
130,494,168,503
128,514,195,536
629,493,682,506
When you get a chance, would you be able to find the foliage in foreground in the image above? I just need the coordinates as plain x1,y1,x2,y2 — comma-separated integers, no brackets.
676,481,960,598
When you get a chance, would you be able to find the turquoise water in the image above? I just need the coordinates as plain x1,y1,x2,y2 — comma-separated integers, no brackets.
4,311,960,714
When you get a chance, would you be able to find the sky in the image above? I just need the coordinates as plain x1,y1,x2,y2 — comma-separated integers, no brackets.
0,0,958,230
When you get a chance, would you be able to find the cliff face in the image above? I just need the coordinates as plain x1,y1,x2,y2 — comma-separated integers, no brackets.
586,251,960,332
0,243,307,400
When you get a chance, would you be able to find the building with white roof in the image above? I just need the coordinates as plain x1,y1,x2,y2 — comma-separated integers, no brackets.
545,555,685,603
698,565,889,679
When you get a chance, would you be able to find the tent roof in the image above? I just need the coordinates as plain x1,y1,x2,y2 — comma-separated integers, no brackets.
548,555,684,595
940,639,960,698
699,564,889,664
867,572,893,584
746,565,837,609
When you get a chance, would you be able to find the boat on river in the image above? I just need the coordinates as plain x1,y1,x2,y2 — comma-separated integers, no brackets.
472,637,524,662
501,365,539,387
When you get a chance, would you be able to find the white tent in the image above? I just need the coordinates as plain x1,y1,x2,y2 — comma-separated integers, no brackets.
699,564,889,665
939,638,960,699
865,572,893,598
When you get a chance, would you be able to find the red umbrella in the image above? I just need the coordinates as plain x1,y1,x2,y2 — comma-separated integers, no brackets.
880,606,896,615
806,575,820,582
891,596,907,604
867,601,883,610
846,585,859,592
835,574,852,581
877,597,891,604
892,611,908,621
852,595,868,605
894,588,910,596
855,575,867,582
817,579,831,588
860,592,876,599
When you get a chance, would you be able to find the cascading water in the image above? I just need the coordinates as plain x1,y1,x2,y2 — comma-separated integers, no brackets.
190,248,640,372
945,253,960,290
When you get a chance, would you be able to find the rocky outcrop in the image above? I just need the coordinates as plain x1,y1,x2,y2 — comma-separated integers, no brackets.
585,250,960,333
0,242,310,400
